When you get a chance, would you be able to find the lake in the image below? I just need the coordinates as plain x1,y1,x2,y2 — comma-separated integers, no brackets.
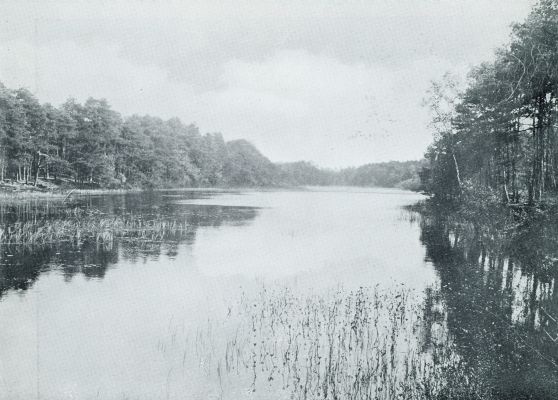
0,188,556,399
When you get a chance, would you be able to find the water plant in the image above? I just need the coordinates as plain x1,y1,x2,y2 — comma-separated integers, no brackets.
0,210,190,246
169,285,489,400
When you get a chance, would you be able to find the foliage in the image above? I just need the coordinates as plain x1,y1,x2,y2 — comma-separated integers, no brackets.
278,160,425,189
0,81,423,190
422,0,558,205
223,140,279,186
0,84,278,188
337,160,426,189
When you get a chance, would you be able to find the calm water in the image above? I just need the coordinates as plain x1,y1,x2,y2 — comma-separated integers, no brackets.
0,188,556,399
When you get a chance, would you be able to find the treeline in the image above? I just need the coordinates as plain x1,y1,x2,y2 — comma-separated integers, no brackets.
421,0,558,204
278,160,424,189
0,80,421,189
0,81,279,188
337,160,425,190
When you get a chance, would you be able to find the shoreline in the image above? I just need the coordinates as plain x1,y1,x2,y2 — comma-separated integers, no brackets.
0,181,421,200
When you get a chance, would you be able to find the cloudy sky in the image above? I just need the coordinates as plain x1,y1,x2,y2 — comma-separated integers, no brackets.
0,0,534,168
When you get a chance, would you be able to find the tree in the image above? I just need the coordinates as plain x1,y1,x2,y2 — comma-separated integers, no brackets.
422,0,558,205
422,74,464,199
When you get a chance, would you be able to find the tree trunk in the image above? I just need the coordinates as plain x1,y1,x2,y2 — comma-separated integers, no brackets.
528,111,539,204
34,162,40,186
452,153,462,187
503,170,511,203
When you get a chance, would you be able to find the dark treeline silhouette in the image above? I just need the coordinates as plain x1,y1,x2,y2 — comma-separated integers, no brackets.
421,0,558,204
0,81,421,190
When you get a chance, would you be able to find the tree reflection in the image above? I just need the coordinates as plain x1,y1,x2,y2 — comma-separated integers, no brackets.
412,201,558,399
0,192,259,299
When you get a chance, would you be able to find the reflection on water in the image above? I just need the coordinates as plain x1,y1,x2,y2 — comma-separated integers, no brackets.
412,201,558,399
0,191,259,299
0,189,557,399
175,284,486,400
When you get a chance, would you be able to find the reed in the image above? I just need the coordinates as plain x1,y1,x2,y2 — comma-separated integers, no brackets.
0,211,189,246
182,286,489,400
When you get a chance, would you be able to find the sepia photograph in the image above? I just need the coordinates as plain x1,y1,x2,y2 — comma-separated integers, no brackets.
0,0,557,399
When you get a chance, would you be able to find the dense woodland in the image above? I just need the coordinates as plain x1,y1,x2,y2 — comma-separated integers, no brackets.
422,0,558,205
0,81,421,190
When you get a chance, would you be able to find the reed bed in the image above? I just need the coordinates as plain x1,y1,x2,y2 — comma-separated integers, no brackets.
0,189,67,200
0,211,189,245
182,286,488,400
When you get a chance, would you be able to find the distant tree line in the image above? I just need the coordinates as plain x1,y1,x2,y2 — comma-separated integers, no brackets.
274,160,424,189
421,0,558,204
334,160,425,190
0,80,421,189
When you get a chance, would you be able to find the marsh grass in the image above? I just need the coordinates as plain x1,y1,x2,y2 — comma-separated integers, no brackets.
177,286,489,400
0,209,189,246
0,190,66,200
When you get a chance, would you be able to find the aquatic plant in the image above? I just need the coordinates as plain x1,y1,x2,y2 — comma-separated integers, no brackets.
169,285,489,400
0,211,190,246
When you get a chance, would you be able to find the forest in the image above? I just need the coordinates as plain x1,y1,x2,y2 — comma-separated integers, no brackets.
421,0,558,205
0,81,421,190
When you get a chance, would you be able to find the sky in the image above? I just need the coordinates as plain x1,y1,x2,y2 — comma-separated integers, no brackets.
0,0,535,168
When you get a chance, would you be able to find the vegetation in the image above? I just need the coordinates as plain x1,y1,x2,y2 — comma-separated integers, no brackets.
0,195,260,297
421,0,558,205
179,286,488,399
0,80,421,190
278,160,425,189
277,161,337,186
407,199,558,398
418,3,558,392
0,207,189,246
336,160,425,190
0,82,263,188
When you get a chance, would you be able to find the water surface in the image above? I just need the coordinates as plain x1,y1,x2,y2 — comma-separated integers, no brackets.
0,188,556,399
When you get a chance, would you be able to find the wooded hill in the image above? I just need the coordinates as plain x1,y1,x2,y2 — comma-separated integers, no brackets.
277,160,424,190
0,81,421,190
421,0,558,204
